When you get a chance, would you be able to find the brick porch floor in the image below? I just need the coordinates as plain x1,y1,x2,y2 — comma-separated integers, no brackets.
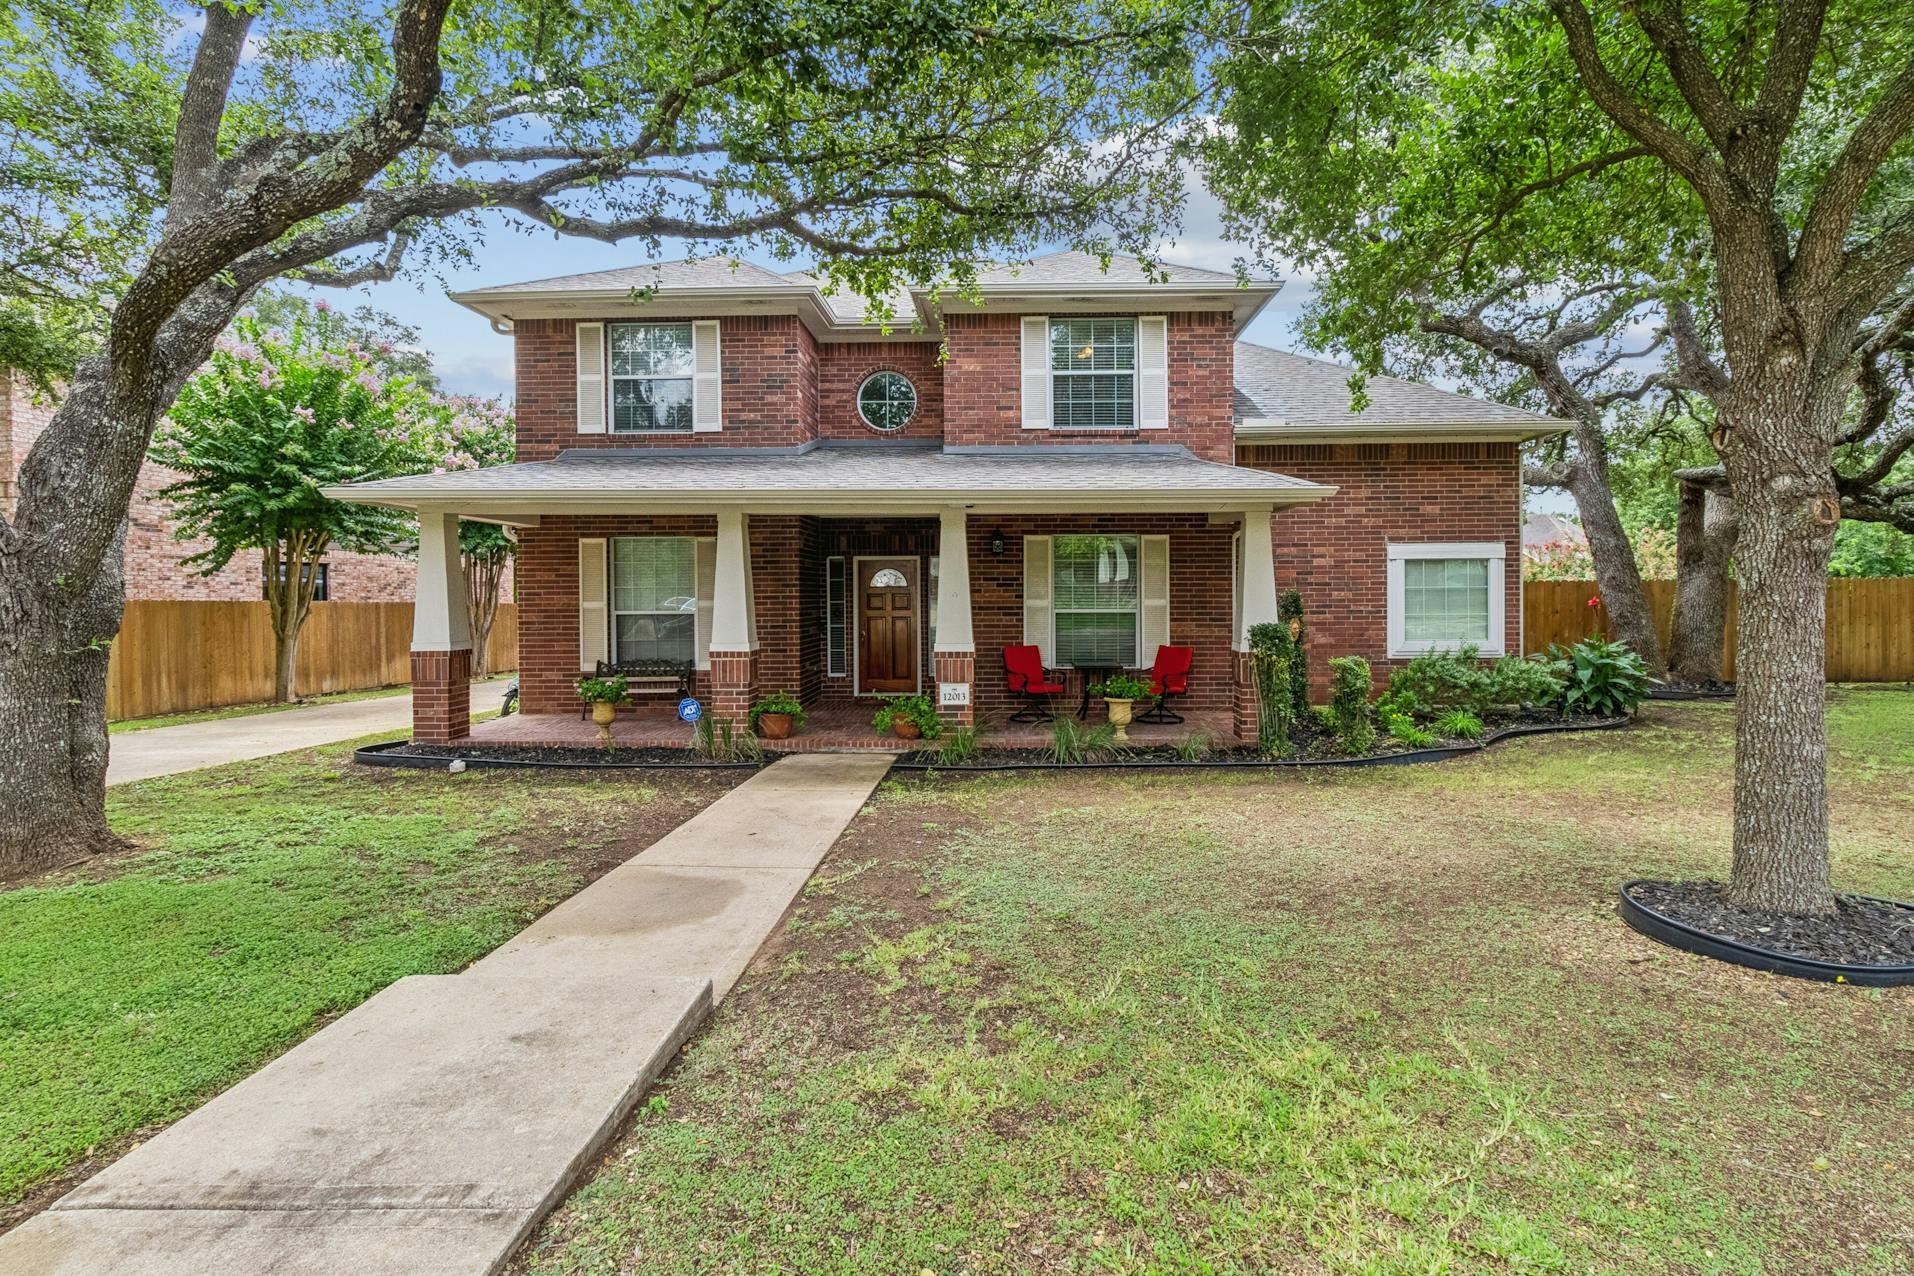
467,702,1237,752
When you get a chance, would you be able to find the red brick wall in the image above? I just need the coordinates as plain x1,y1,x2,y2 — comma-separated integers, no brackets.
942,312,1235,460
969,513,1237,722
5,372,419,602
1240,441,1524,693
513,316,822,460
816,342,945,441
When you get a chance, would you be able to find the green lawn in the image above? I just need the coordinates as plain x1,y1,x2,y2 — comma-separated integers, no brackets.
520,687,1914,1276
0,743,735,1213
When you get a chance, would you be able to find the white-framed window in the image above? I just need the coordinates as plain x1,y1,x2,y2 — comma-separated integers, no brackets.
1050,317,1136,429
610,537,697,662
1386,542,1507,657
856,371,917,432
609,322,695,433
1053,533,1139,665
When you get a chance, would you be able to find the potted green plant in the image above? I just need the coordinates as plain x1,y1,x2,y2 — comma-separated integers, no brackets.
1090,672,1153,743
749,690,807,739
872,693,943,741
576,675,629,742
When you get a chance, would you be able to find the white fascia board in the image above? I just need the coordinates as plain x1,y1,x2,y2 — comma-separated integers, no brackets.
921,280,1283,334
1234,418,1567,443
449,284,942,342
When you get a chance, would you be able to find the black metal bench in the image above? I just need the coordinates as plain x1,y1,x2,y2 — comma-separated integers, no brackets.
579,658,693,717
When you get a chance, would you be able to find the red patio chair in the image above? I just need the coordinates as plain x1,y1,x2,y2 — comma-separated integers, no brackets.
1136,645,1194,724
1003,645,1066,723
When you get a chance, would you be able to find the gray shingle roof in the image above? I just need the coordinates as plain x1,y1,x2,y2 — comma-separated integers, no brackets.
777,270,918,325
329,443,1328,507
1233,342,1562,432
969,251,1246,287
458,256,799,296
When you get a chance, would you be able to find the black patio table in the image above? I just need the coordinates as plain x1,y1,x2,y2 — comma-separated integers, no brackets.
1070,663,1121,720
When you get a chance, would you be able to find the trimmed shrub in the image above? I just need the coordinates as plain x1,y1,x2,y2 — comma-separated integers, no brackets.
1482,655,1567,708
1279,589,1310,720
1247,621,1298,754
1326,656,1375,754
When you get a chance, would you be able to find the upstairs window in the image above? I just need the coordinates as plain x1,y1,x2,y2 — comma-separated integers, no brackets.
609,323,695,433
1050,317,1136,429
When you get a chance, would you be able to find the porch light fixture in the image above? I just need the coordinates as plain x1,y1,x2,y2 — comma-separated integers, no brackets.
989,529,1006,557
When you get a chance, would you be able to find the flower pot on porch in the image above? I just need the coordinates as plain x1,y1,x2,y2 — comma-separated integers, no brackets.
892,719,922,740
758,712,794,740
590,699,616,744
1104,697,1134,744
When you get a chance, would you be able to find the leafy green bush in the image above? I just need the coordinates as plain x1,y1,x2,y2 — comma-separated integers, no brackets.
747,690,806,732
575,675,629,704
1048,717,1119,764
1384,647,1485,714
1248,621,1299,753
1385,716,1438,748
1326,656,1375,754
872,694,944,740
934,726,980,765
1435,709,1485,740
1279,590,1310,720
1545,638,1653,718
1091,673,1153,702
1482,655,1567,708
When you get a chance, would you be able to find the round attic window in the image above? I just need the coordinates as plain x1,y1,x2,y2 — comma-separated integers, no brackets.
856,371,917,432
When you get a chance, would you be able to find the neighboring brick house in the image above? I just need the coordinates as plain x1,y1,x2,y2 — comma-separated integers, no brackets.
4,369,417,601
327,252,1562,744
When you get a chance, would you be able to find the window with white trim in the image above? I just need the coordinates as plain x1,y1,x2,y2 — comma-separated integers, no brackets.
1050,317,1136,429
609,323,695,433
1053,533,1139,665
611,537,696,662
1386,542,1507,656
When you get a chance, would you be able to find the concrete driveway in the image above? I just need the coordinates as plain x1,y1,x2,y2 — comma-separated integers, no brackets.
106,681,511,784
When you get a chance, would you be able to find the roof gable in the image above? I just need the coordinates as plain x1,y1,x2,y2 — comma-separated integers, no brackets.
1232,342,1564,438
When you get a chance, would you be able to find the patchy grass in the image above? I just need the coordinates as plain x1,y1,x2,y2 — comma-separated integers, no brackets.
521,688,1914,1276
0,742,735,1216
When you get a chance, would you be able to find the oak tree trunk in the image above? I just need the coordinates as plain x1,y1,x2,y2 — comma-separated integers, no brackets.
1566,465,1667,674
1720,380,1841,916
1668,481,1737,685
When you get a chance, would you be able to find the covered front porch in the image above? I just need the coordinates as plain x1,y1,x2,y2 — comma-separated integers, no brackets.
325,444,1334,750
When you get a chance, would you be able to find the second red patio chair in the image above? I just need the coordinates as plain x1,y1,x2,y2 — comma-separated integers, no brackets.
1003,645,1066,723
1136,644,1194,724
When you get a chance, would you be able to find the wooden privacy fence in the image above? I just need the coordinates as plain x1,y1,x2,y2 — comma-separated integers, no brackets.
105,601,518,721
1522,579,1914,681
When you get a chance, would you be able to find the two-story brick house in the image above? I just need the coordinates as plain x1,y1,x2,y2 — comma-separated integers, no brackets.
328,252,1561,745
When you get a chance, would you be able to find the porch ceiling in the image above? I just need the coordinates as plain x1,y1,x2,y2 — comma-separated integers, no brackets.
322,443,1337,524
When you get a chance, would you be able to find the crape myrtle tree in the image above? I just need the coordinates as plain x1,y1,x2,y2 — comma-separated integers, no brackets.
151,309,456,703
1206,0,1914,915
449,399,517,678
0,0,1202,874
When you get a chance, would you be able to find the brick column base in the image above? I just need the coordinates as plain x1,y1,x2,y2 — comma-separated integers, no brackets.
932,651,976,728
412,648,472,744
1231,649,1260,744
707,649,760,728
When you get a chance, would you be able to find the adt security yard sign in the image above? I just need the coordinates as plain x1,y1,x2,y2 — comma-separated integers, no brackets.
677,697,702,723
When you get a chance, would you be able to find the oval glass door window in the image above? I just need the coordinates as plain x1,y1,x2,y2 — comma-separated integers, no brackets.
857,371,917,432
868,567,908,588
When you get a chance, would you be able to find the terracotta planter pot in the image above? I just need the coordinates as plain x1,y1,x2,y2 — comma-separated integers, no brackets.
590,701,617,726
892,719,923,740
1104,697,1133,744
759,712,794,740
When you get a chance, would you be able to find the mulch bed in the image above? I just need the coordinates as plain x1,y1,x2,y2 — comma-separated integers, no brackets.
388,742,764,768
1628,880,1914,968
1648,681,1737,701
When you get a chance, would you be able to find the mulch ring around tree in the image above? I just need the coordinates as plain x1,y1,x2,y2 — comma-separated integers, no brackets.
1647,681,1737,701
899,709,1626,770
1622,879,1914,986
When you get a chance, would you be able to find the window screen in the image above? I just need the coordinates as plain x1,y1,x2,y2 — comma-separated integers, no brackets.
610,537,696,661
1401,558,1491,643
609,323,695,433
1053,534,1139,666
1050,317,1136,429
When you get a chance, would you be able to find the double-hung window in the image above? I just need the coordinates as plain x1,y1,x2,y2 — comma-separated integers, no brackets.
1053,534,1139,665
609,323,695,433
1050,318,1136,429
1386,542,1507,656
610,537,696,662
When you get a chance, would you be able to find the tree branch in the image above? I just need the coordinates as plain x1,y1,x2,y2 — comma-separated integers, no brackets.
167,3,256,224
1627,1,1746,156
1801,54,1914,301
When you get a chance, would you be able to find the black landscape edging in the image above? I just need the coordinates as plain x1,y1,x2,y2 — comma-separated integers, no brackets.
1618,879,1914,987
889,715,1631,773
350,740,764,772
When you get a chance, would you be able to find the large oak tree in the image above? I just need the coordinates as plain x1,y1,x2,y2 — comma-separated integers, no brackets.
1206,0,1914,914
0,0,1198,874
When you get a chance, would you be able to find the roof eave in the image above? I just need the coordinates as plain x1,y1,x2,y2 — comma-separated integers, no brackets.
1233,418,1567,443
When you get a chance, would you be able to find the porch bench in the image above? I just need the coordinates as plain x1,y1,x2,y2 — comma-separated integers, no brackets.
580,658,694,717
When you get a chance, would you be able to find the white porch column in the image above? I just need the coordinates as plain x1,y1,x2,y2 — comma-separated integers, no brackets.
1235,506,1279,649
932,507,976,726
412,510,472,652
710,511,758,652
708,510,759,724
411,509,472,744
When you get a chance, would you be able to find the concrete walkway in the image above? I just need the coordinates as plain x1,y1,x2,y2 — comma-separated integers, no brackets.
0,752,894,1276
106,681,511,785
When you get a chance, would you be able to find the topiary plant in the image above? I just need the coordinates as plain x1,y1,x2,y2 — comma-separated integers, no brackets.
1326,655,1375,754
1247,621,1298,754
1279,589,1310,721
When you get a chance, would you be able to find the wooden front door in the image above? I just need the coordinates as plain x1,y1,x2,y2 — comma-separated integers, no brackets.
858,558,919,695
